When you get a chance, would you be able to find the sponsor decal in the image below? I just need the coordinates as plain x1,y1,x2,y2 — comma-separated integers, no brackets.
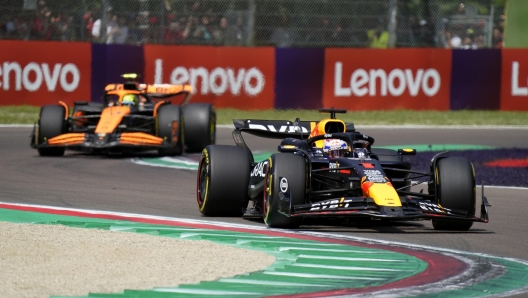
144,45,275,109
419,201,452,214
329,161,339,173
310,198,350,210
363,169,387,183
500,50,528,110
323,49,451,110
250,160,268,177
0,41,91,106
155,59,265,96
334,62,441,97
0,62,80,92
511,61,527,96
280,177,288,193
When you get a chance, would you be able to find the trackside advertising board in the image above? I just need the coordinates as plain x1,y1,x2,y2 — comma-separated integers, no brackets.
0,40,91,106
501,49,528,111
323,49,452,110
144,45,275,109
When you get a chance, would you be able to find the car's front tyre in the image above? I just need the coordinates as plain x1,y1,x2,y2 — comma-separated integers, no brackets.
197,145,250,216
183,103,216,153
264,153,306,229
37,105,67,157
432,156,476,231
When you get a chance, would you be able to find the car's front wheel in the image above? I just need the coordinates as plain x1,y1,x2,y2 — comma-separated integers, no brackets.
264,153,306,229
37,105,66,157
432,156,476,231
197,145,250,216
183,103,216,153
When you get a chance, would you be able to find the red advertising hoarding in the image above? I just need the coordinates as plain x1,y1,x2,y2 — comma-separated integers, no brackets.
0,40,91,106
501,49,528,111
144,45,275,109
323,49,452,110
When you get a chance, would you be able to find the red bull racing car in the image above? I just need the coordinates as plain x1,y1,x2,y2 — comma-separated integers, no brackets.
197,108,490,230
31,74,216,156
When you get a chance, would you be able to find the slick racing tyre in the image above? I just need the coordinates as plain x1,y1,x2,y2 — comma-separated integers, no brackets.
264,153,306,229
432,156,476,231
197,145,250,216
182,103,216,153
37,105,67,157
156,105,184,156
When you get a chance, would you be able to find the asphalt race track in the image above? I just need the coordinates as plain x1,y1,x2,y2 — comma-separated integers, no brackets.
2,126,528,281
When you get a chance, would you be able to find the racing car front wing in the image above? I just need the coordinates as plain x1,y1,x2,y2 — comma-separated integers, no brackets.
31,131,173,150
278,188,490,223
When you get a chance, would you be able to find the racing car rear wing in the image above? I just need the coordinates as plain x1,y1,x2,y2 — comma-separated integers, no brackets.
104,83,194,105
233,119,316,139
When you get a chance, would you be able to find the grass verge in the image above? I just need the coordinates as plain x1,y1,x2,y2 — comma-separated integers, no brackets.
2,105,528,126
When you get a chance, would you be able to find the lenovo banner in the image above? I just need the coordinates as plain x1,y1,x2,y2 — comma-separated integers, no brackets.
323,49,452,110
0,40,91,106
501,49,528,111
144,46,275,109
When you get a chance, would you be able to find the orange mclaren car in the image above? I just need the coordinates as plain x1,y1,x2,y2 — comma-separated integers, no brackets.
31,74,216,156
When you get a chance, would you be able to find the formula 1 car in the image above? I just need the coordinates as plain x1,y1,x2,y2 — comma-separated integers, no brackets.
197,108,490,231
31,74,216,156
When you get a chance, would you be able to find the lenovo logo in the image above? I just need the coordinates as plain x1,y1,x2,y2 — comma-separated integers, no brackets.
511,61,527,96
0,62,80,92
333,62,441,97
154,59,265,96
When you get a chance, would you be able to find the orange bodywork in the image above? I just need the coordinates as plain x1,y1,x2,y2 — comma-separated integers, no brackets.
47,133,86,146
104,83,193,105
95,106,131,134
58,101,69,119
119,133,164,145
104,83,192,96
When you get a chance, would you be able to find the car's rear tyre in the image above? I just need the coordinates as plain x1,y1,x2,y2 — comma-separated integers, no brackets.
37,105,66,157
197,145,250,216
156,105,184,156
432,157,476,231
264,153,306,229
183,103,216,153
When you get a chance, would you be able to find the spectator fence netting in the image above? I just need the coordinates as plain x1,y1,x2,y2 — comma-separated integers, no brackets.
1,0,504,49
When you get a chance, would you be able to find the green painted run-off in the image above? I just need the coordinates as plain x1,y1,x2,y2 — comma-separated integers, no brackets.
2,208,425,297
2,207,528,297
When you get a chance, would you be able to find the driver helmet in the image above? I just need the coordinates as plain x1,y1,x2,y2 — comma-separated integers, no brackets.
323,139,349,158
121,94,139,106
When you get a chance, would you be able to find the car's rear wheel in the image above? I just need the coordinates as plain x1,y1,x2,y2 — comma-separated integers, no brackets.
197,145,250,216
264,153,306,229
156,105,183,156
183,103,216,153
37,105,66,157
432,156,476,231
